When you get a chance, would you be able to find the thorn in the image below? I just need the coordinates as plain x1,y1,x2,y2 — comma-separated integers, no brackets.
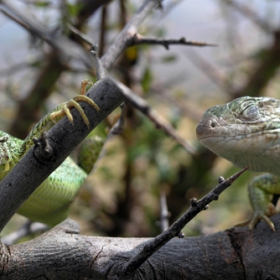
229,166,249,183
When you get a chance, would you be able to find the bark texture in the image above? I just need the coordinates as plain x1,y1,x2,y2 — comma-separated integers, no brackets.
1,215,280,279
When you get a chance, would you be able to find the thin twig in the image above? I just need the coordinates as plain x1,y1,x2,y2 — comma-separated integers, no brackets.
128,34,217,49
0,1,92,68
113,78,196,154
101,0,162,70
98,5,107,57
119,167,248,276
67,23,95,46
151,83,205,123
90,46,107,80
160,192,169,232
184,49,227,91
224,0,273,33
0,1,58,49
2,221,48,245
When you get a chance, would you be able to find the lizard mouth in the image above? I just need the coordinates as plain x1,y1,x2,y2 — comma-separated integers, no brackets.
196,114,280,154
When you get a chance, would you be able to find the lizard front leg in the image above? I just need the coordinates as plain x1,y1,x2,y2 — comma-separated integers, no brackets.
23,80,100,153
245,174,280,231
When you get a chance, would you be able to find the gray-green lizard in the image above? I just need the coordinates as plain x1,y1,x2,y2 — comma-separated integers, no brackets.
1,80,103,226
196,96,280,231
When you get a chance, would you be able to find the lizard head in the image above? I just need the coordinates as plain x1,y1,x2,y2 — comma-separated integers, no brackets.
196,96,280,175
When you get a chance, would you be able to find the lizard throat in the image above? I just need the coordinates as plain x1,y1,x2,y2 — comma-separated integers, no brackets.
199,129,280,175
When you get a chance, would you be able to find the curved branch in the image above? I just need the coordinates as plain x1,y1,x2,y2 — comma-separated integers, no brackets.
2,217,280,279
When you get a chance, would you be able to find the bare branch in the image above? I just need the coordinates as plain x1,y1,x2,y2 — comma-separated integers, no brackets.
0,78,124,231
160,192,169,232
2,221,48,246
67,23,95,46
119,167,248,276
128,34,217,49
223,0,273,33
0,2,57,49
184,49,228,91
90,46,107,80
101,0,162,70
2,215,280,278
114,79,196,154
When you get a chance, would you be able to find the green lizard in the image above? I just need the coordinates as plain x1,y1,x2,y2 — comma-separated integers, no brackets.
1,80,104,226
196,96,280,231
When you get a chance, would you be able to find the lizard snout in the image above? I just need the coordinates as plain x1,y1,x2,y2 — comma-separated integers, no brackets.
196,115,220,140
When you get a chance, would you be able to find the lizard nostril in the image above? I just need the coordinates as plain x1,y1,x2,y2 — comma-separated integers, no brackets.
210,121,216,128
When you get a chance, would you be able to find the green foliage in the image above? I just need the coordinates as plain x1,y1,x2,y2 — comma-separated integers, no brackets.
127,116,178,185
141,67,153,94
33,0,51,8
66,3,83,18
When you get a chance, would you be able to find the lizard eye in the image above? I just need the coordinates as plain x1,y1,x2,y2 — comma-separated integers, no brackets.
242,105,259,120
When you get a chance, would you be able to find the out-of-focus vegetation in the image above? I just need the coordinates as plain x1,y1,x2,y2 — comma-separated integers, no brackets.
1,0,280,241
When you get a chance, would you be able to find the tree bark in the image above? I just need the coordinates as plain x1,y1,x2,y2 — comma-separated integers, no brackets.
0,77,124,232
1,215,280,279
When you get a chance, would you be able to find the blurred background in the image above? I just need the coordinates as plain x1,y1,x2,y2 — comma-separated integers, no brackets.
1,0,279,240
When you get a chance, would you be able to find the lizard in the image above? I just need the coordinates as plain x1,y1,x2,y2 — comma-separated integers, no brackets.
0,80,104,226
196,96,280,231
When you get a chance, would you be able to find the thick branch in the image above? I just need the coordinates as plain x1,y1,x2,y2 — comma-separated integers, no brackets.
2,217,280,279
0,78,124,232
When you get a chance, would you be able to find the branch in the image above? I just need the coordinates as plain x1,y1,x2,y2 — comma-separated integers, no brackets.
127,34,217,49
1,0,161,138
119,167,248,276
2,221,48,246
159,192,169,232
114,79,196,154
0,2,57,49
0,1,99,138
0,78,124,232
230,29,280,99
101,0,162,70
184,49,228,91
2,205,280,278
224,0,273,33
0,0,114,138
0,1,92,65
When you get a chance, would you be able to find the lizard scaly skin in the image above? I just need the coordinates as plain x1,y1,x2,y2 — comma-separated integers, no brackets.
196,96,280,231
1,80,102,226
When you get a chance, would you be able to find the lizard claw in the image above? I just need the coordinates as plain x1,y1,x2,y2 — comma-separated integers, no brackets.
50,80,100,128
235,203,277,231
248,203,277,231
